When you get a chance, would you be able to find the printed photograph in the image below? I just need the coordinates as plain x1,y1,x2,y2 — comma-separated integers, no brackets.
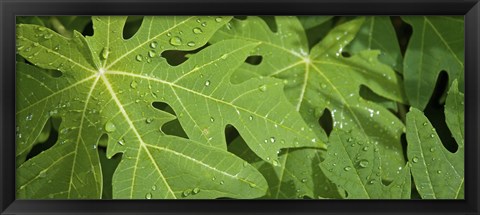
15,16,464,199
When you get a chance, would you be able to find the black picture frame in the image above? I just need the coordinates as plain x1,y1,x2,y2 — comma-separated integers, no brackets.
1,0,479,214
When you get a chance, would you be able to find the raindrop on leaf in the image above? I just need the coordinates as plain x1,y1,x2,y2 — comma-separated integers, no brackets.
105,121,116,132
145,193,152,199
136,54,143,62
193,27,203,34
169,36,182,46
359,160,369,168
148,50,156,58
150,41,158,49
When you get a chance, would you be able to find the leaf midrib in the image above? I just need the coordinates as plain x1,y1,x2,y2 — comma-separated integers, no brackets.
100,74,177,199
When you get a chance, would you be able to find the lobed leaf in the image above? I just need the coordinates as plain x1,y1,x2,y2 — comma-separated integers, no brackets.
402,16,464,110
406,80,464,199
15,16,323,199
345,16,403,73
212,16,407,180
229,137,342,199
320,129,411,199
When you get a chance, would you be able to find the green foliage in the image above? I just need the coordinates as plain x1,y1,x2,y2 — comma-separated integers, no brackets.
406,80,464,199
402,16,464,110
15,15,464,199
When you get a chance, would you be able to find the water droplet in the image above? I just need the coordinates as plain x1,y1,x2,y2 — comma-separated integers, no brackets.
344,166,352,171
220,54,227,59
146,118,153,124
148,50,156,58
181,189,191,197
130,80,138,89
136,54,143,62
321,84,327,89
249,115,253,120
166,32,172,37
270,137,275,143
211,176,216,181
26,113,33,121
430,134,435,138
60,128,70,134
430,147,435,152
220,180,224,185
105,121,116,132
150,41,158,49
37,26,46,31
362,146,369,151
272,159,279,166
368,179,376,184
359,160,369,168
193,187,200,194
215,17,223,22
412,157,419,163
201,22,207,27
347,137,353,142
301,178,307,183
101,47,109,59
169,36,182,46
93,144,97,149
437,170,442,174
374,148,379,152
204,80,210,86
151,185,157,190
210,117,215,122
311,138,316,143
249,183,257,188
33,42,39,47
193,27,203,34
39,170,47,178
145,192,152,199
258,85,267,92
187,41,195,47
44,34,53,39
423,122,428,126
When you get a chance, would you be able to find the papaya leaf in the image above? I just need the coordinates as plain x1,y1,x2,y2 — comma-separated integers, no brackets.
16,16,92,38
228,137,342,199
320,129,411,199
402,16,464,110
16,16,323,199
345,16,403,73
406,80,464,199
212,16,407,180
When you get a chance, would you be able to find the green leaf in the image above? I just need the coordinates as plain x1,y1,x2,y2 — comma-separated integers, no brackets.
402,16,464,110
229,137,342,199
406,80,464,199
16,16,322,199
320,129,411,199
345,16,403,72
212,16,407,180
17,16,92,38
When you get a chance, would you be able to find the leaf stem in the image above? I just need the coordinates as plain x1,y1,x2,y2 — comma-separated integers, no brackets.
49,17,72,37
